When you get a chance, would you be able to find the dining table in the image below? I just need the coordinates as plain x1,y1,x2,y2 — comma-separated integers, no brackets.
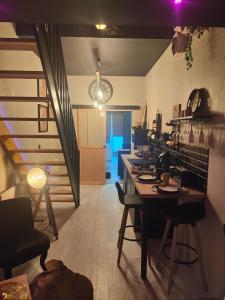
121,154,206,279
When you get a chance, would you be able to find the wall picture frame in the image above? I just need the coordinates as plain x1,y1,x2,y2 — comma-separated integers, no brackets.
38,104,49,132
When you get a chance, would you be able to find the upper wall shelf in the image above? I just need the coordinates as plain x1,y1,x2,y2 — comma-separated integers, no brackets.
166,115,212,126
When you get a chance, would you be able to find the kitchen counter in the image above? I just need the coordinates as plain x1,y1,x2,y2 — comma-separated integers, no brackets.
122,154,206,199
121,153,206,279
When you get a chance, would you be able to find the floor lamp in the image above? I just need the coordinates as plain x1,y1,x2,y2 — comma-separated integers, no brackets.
27,167,58,240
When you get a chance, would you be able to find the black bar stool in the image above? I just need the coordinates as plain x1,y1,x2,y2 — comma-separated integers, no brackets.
156,201,208,293
115,182,143,265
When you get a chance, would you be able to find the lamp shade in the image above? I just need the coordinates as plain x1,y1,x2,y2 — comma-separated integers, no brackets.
27,167,47,189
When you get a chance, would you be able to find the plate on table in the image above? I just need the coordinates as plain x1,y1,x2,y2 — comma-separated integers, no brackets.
137,174,157,183
156,184,181,194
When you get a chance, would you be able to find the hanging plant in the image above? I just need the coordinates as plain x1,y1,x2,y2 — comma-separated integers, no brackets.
185,27,209,70
172,27,209,70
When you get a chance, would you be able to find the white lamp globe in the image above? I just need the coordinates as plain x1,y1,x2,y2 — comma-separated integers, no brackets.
27,167,47,189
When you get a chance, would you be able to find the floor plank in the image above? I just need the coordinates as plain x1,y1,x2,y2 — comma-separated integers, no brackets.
10,184,214,300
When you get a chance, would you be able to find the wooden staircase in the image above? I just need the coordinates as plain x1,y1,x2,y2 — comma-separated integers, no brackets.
0,33,79,206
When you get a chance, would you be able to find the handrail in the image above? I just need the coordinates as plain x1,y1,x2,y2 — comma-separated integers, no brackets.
35,24,80,207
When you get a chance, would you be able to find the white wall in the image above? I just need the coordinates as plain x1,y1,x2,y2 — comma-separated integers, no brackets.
68,75,145,106
145,28,225,297
68,75,146,126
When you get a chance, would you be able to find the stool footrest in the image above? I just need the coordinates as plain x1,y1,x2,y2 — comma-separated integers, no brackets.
163,242,199,265
123,225,142,242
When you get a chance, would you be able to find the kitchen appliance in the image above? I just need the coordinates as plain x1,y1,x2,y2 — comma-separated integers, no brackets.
170,165,198,187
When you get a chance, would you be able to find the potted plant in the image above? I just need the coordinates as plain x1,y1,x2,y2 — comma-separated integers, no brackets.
172,27,209,70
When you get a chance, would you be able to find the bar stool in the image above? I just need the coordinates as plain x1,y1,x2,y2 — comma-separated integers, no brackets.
115,182,143,265
156,201,208,293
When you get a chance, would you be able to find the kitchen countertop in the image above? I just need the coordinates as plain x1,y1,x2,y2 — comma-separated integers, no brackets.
122,154,206,199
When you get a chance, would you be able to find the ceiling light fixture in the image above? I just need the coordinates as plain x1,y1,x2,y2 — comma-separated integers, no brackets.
95,24,107,30
88,53,113,108
98,104,103,110
174,0,182,4
97,88,103,99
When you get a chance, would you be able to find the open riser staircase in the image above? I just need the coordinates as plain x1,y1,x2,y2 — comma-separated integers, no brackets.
0,25,80,207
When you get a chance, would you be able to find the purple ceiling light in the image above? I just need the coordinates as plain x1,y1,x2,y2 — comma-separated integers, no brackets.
174,0,182,4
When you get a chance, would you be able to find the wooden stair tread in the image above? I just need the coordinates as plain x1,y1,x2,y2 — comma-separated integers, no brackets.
48,183,71,186
49,193,72,195
1,134,59,139
48,173,68,177
0,117,55,121
0,38,37,51
42,198,74,202
16,161,66,166
0,96,50,102
9,149,63,153
0,70,45,79
33,191,72,195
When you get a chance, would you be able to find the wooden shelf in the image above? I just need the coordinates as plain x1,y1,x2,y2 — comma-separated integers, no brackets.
167,115,211,125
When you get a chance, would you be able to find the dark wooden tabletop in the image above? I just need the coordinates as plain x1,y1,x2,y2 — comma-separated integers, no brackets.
122,154,206,199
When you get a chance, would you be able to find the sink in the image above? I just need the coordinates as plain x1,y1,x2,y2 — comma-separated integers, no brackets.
128,159,148,167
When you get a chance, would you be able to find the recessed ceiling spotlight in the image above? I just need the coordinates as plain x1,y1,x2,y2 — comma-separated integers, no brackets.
95,24,107,30
174,0,182,4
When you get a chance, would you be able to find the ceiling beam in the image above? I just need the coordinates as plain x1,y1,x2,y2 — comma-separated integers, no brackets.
16,24,174,39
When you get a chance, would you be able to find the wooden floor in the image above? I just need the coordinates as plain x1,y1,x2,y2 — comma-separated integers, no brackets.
12,184,213,300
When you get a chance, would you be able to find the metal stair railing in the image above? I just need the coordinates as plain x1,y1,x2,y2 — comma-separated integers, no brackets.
35,24,80,207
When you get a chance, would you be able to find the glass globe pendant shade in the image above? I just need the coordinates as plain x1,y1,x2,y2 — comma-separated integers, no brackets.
27,167,47,189
88,78,113,105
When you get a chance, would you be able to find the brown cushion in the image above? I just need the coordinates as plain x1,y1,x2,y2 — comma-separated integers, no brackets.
30,260,93,300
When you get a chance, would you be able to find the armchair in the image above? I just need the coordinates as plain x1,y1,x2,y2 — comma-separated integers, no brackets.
0,197,50,279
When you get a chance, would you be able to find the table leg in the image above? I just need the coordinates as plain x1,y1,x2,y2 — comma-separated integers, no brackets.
141,232,148,279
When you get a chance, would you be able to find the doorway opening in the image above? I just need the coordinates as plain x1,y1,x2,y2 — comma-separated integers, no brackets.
106,111,132,182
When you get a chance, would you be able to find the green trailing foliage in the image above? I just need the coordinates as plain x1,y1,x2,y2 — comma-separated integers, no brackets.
185,27,209,70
